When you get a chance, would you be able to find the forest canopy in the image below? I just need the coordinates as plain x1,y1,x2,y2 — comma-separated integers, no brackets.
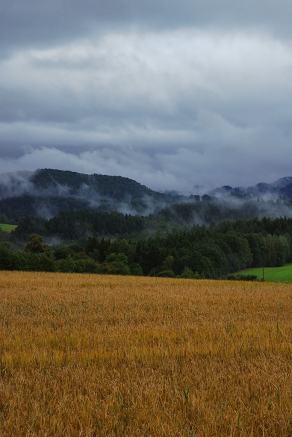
1,217,292,279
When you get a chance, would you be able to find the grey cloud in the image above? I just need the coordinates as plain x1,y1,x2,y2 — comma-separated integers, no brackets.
1,31,291,127
0,135,292,194
1,3,292,191
2,1,292,54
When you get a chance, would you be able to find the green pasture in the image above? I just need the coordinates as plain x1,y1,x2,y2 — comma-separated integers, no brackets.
0,223,17,233
239,264,292,283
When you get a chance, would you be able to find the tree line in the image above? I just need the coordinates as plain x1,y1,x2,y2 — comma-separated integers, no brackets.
12,200,292,241
1,217,292,278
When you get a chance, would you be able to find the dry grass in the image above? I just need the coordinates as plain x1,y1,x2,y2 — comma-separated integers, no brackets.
0,271,291,436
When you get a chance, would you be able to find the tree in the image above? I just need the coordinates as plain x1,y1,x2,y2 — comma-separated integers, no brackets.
130,263,143,276
56,256,77,273
103,253,130,275
25,235,49,254
25,253,56,272
0,243,17,270
180,267,201,279
161,255,174,271
74,258,101,274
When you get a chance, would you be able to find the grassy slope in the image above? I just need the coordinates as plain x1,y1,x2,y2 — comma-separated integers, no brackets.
0,223,17,233
240,263,292,283
0,272,291,436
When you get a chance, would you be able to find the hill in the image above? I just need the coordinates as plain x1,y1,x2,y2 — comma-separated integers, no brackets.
0,169,182,220
1,169,292,229
210,176,292,201
31,169,164,201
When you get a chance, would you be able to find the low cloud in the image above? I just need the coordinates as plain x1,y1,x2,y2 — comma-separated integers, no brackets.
0,140,291,194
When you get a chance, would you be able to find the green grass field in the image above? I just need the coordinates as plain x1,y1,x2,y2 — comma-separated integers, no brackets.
0,223,17,233
240,263,292,283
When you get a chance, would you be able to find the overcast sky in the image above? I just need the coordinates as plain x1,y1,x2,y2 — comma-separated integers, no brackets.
1,1,292,192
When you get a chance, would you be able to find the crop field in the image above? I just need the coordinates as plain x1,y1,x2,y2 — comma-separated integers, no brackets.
0,272,291,436
240,264,292,284
0,223,17,233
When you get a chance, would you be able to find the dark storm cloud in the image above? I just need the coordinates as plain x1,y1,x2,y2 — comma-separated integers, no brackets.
2,0,292,53
1,1,292,191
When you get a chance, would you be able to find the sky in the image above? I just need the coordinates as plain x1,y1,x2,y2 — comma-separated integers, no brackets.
1,1,292,192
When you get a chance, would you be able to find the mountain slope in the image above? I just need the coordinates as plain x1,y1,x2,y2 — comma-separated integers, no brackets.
31,169,162,200
0,169,181,220
1,169,292,225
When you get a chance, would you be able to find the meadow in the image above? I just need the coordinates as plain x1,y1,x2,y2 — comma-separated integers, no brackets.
0,272,291,436
240,264,292,283
0,223,17,233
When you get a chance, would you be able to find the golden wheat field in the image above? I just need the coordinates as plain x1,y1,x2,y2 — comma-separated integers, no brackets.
0,271,291,436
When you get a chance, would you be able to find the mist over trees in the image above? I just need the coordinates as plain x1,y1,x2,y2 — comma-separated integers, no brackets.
2,169,292,227
1,169,292,279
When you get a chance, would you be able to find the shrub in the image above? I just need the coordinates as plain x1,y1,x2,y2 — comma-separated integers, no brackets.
226,274,258,281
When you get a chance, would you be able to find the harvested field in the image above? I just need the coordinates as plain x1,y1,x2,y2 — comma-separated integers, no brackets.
0,271,291,436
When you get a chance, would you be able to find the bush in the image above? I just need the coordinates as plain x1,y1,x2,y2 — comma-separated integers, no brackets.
130,263,143,276
179,267,201,279
0,244,17,270
103,253,131,275
25,253,56,272
74,258,101,274
225,274,258,281
56,257,77,273
157,269,175,278
103,262,130,275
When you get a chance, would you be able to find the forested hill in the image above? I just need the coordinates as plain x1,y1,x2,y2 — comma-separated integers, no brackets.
210,177,292,201
31,169,164,200
0,169,182,219
1,169,292,227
